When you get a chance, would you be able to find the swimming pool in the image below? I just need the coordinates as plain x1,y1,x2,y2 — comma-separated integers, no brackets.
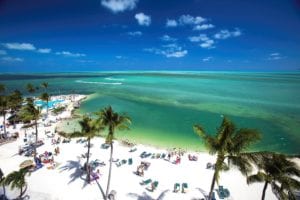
34,99,64,109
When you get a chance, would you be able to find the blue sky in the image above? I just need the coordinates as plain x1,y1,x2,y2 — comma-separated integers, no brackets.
0,0,300,72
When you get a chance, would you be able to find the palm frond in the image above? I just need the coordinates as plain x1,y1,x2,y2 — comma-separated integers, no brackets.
247,172,266,184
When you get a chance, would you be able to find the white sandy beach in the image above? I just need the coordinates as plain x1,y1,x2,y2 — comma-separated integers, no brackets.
0,94,290,200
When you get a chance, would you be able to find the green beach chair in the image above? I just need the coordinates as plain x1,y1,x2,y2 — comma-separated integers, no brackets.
173,183,180,193
147,181,159,192
181,183,188,193
128,158,133,165
140,178,152,185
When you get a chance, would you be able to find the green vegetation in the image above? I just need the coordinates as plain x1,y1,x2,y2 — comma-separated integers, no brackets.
247,152,300,200
52,106,66,115
95,106,131,200
194,116,261,200
69,115,103,183
3,168,30,199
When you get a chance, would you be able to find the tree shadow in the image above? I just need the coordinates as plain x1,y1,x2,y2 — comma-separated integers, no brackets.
196,188,209,200
127,189,170,200
59,160,87,187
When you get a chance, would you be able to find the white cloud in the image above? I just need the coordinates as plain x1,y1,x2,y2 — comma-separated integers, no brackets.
135,13,151,26
268,53,283,60
2,42,36,51
144,43,188,58
166,19,178,27
0,50,7,55
188,34,215,49
115,55,125,59
56,51,86,57
178,15,206,25
193,24,215,31
1,56,23,62
160,35,177,42
202,56,213,62
270,53,279,56
127,31,142,36
37,48,51,53
214,28,242,39
101,0,138,13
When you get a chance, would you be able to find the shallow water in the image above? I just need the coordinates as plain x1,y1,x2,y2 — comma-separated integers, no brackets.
1,72,300,154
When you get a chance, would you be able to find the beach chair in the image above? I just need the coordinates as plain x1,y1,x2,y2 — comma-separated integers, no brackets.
128,158,133,165
161,153,166,159
173,183,180,193
140,151,147,158
217,185,229,199
140,178,152,185
129,147,137,153
181,183,188,193
121,159,127,165
212,191,216,200
147,181,159,192
206,162,212,169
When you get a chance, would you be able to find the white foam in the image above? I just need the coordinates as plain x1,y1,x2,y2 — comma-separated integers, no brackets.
75,80,123,85
105,77,125,81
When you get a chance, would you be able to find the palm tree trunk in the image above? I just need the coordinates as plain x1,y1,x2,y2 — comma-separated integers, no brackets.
35,118,38,142
3,112,6,137
46,99,49,117
20,185,23,198
208,170,217,200
261,181,268,200
208,155,223,200
86,138,91,183
105,142,113,200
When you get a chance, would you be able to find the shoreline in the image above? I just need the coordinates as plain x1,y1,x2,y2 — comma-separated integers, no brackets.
1,94,299,200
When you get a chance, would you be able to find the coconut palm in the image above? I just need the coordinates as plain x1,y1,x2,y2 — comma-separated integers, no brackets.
0,168,6,199
26,83,35,95
4,168,30,199
40,92,50,116
0,84,7,138
95,106,131,199
40,82,50,115
7,90,23,126
69,115,102,183
194,116,261,200
247,152,300,200
20,98,41,149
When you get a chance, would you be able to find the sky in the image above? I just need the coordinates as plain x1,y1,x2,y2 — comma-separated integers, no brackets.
0,0,300,72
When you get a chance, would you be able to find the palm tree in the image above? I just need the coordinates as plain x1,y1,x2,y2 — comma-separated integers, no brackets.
41,82,48,91
40,92,50,116
0,84,7,138
7,90,23,126
69,115,102,183
20,98,41,149
0,168,6,199
40,82,50,116
95,106,131,199
247,152,300,200
26,83,35,95
194,116,261,200
4,168,30,199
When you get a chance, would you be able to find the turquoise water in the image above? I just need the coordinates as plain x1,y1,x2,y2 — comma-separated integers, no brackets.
1,72,300,154
35,99,64,109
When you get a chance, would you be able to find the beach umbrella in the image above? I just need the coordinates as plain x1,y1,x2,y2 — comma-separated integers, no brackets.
19,160,34,169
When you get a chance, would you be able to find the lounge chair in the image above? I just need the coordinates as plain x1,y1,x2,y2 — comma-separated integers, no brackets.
140,151,147,158
217,185,230,199
174,183,180,193
147,181,159,192
161,153,166,159
121,159,127,165
140,178,152,185
101,143,110,149
129,147,137,153
181,183,188,193
128,158,133,165
212,191,216,200
206,162,212,169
